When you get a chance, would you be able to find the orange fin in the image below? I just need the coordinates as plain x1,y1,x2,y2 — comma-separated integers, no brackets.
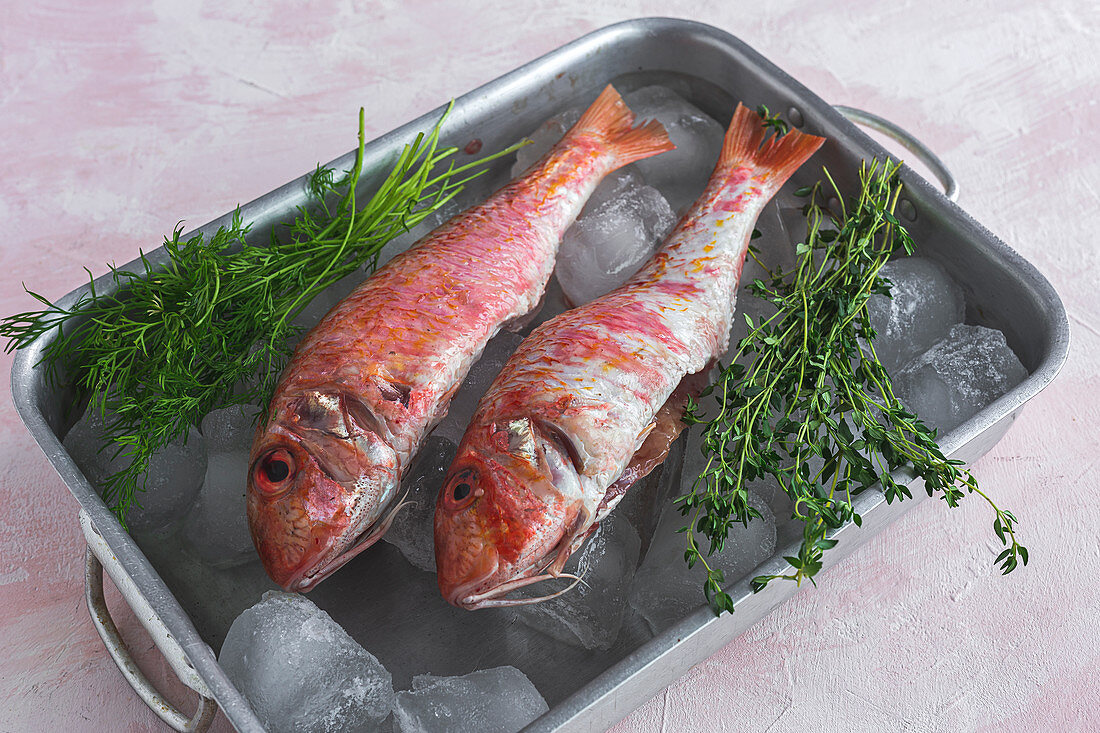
567,85,676,167
720,103,825,188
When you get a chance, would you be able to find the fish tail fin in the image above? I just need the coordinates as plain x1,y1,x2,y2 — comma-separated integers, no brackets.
568,85,676,166
719,103,825,188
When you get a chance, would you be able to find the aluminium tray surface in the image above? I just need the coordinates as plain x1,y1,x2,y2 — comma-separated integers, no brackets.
10,17,1069,733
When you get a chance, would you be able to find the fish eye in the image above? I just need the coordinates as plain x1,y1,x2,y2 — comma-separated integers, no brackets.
265,459,290,482
443,470,479,511
255,448,296,495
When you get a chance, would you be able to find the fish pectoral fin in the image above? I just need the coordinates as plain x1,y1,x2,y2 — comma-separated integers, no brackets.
366,368,413,408
594,368,713,522
342,392,392,440
633,420,656,452
536,419,591,475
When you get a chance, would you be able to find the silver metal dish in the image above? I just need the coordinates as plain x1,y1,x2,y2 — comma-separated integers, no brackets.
10,18,1069,733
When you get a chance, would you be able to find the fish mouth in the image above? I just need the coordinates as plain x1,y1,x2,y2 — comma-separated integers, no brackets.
456,571,584,610
287,492,409,592
447,544,586,610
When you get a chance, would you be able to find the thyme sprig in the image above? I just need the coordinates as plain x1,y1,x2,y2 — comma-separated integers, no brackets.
681,158,1027,614
2,106,520,524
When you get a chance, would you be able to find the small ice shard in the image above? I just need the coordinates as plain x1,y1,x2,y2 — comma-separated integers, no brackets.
180,405,261,568
893,323,1028,433
392,666,548,733
432,331,527,445
219,591,394,733
512,512,641,651
628,491,776,633
555,174,676,306
866,257,965,373
63,406,207,538
383,435,458,572
621,85,725,214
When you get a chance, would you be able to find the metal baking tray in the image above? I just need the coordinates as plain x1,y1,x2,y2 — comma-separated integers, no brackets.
11,17,1069,733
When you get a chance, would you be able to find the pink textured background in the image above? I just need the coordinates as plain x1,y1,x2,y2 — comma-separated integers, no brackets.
1,1,1097,731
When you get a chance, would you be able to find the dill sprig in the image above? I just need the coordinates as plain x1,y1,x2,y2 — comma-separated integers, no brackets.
681,158,1027,614
2,105,520,524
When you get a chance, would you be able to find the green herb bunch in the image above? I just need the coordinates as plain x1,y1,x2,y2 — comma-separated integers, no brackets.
1,106,518,524
681,158,1027,614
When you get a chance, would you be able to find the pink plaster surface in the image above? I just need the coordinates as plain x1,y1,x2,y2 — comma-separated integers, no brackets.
1,1,1097,731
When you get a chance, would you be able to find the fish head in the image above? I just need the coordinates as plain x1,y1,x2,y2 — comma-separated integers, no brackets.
247,388,400,592
435,416,587,609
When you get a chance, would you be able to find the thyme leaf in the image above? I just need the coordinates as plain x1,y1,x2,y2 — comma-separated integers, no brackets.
681,158,1027,614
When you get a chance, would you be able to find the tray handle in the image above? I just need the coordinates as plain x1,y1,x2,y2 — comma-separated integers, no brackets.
833,105,959,202
82,513,218,731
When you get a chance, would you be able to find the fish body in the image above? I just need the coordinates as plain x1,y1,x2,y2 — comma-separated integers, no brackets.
247,87,674,591
435,104,824,609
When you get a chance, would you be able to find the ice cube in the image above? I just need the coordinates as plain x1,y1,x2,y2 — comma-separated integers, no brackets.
392,666,548,733
180,405,261,568
198,403,257,452
432,331,527,444
726,203,801,356
555,178,676,306
510,107,583,177
512,512,641,651
621,86,725,215
893,323,1027,433
866,257,965,373
63,406,207,538
628,491,776,633
579,167,642,213
219,591,394,733
679,416,781,509
383,436,458,572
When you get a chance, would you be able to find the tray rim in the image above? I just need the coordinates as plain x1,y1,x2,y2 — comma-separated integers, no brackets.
8,16,1071,733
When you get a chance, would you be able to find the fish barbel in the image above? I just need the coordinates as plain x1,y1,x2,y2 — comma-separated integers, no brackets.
247,87,674,591
435,104,824,609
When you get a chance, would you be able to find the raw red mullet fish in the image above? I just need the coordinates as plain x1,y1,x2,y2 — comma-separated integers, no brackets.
247,86,674,591
435,104,824,609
